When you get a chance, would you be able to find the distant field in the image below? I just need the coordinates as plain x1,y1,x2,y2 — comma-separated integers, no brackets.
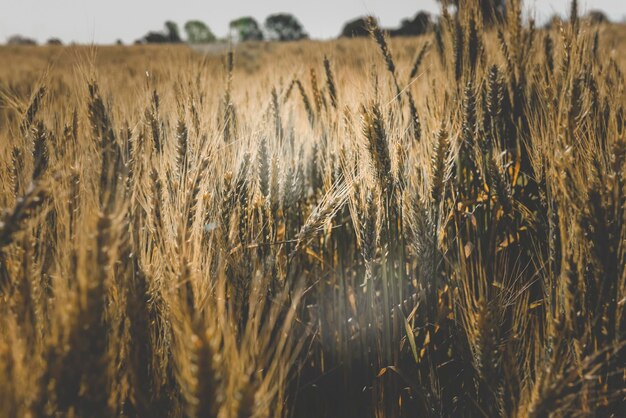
1,23,626,69
0,13,625,418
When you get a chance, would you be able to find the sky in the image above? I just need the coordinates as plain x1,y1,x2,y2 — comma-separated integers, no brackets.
0,0,625,45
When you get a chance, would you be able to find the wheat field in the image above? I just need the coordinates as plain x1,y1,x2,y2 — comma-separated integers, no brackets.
0,2,625,417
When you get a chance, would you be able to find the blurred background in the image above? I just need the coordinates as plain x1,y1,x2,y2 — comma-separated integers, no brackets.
1,0,625,46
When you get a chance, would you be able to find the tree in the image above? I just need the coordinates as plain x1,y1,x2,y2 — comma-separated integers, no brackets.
143,32,168,43
340,16,373,38
139,21,183,44
229,17,264,42
586,10,609,24
390,11,432,37
7,35,37,45
46,38,63,45
165,21,182,43
184,20,216,44
265,13,308,41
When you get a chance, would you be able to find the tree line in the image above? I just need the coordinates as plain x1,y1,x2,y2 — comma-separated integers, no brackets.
137,14,307,44
5,2,612,46
137,11,437,44
135,5,610,45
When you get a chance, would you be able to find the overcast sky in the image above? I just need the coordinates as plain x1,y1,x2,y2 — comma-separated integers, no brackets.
1,0,625,44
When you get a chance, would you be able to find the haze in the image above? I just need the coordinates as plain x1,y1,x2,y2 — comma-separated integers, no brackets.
0,0,625,45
